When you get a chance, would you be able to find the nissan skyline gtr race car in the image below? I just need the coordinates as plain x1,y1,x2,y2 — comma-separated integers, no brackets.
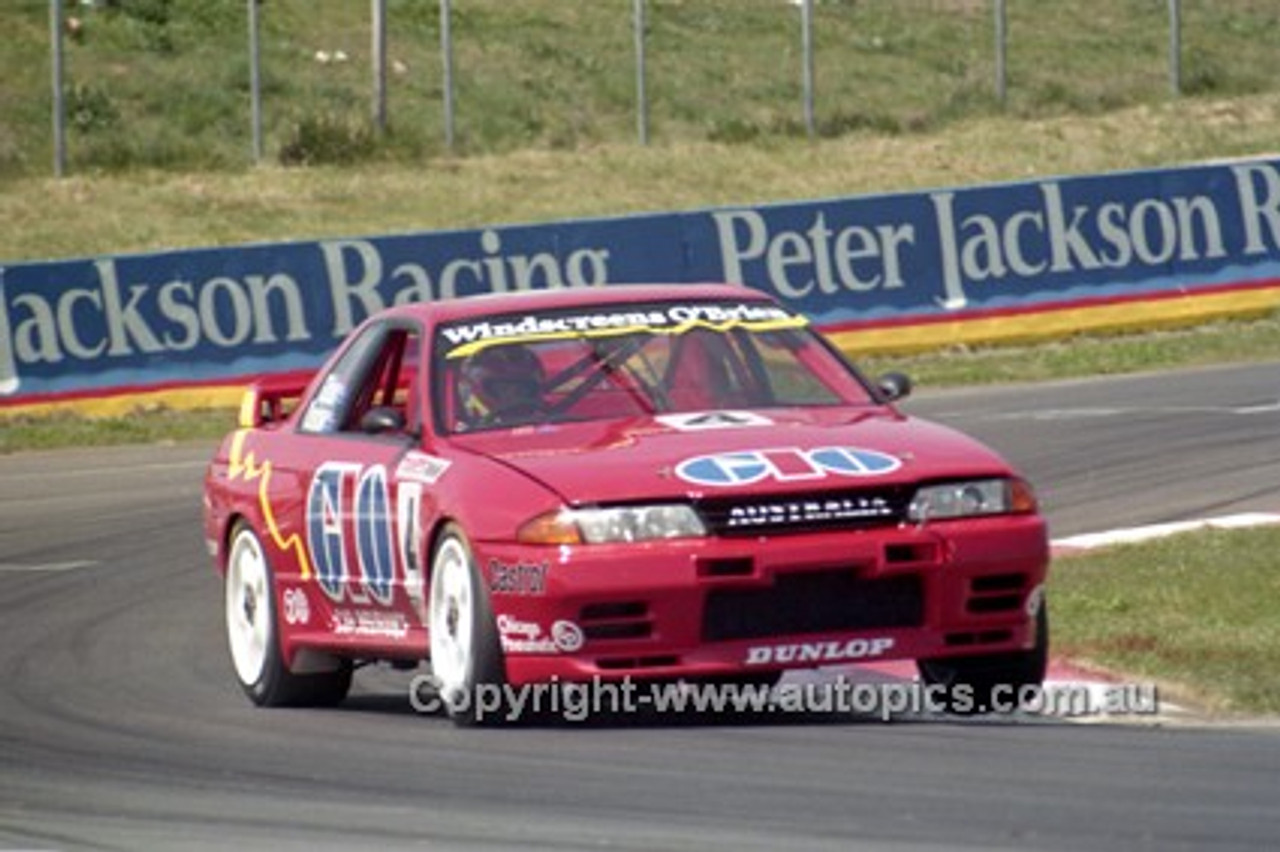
203,283,1049,724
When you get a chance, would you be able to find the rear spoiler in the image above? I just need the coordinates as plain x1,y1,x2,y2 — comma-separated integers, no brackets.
237,373,313,428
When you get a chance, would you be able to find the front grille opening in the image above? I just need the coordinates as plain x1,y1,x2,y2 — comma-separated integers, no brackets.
971,573,1026,593
884,542,941,565
596,655,680,671
697,557,755,578
703,569,924,642
697,486,912,537
584,622,651,640
967,573,1028,614
967,595,1023,614
581,601,647,620
580,601,652,641
944,629,1013,647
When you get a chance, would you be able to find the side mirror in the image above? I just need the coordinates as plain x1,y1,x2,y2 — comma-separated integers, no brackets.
360,405,407,435
875,372,913,402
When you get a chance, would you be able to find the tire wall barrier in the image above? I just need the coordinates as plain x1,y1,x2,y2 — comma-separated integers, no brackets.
4,157,1280,416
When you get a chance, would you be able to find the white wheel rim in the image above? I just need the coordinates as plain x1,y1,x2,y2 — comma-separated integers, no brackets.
429,537,475,706
226,529,271,687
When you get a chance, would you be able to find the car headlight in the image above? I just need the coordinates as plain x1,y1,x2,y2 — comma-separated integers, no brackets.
907,478,1037,522
518,505,707,545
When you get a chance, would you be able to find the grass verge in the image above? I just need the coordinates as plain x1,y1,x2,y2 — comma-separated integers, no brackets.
1051,525,1280,717
0,407,235,455
7,0,1280,180
857,312,1280,388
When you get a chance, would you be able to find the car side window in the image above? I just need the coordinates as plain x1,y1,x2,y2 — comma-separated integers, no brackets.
298,323,422,436
344,328,421,434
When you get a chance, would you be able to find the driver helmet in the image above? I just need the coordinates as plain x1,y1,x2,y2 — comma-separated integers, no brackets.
458,344,545,425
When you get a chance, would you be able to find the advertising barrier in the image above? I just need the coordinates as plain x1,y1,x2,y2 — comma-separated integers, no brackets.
4,158,1280,414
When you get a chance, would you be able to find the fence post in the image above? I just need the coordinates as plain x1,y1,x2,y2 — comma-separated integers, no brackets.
634,0,648,146
801,0,815,139
1168,0,1182,96
372,0,388,132
248,0,263,164
994,0,1007,105
440,0,455,151
50,0,66,177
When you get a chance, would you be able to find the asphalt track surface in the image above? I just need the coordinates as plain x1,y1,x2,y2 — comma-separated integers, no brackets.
1,361,1278,851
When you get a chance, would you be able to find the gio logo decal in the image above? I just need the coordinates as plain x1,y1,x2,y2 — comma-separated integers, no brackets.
675,447,901,487
306,462,397,605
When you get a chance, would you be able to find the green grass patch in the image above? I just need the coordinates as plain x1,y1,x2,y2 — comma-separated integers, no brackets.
1050,525,1280,716
858,313,1280,387
6,0,1280,179
0,407,235,454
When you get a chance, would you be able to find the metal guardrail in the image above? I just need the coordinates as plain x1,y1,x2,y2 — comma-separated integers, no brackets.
41,0,1194,177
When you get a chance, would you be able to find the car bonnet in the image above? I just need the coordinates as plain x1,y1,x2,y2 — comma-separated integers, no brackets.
449,408,1015,505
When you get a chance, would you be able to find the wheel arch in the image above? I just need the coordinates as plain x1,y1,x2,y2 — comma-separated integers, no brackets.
218,511,250,574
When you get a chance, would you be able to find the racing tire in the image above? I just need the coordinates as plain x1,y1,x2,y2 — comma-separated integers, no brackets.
428,525,508,727
224,522,353,708
916,605,1049,716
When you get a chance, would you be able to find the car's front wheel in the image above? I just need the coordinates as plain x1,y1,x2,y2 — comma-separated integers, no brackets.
224,522,351,707
428,525,507,726
916,605,1049,715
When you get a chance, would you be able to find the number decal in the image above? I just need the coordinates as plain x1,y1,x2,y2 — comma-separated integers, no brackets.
396,481,428,623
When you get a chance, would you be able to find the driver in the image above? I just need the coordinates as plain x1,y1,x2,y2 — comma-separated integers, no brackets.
457,343,545,427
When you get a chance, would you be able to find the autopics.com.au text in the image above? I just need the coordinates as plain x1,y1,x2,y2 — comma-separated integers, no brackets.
408,674,1161,724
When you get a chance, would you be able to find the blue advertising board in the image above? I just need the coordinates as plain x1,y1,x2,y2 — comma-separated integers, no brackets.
3,157,1280,406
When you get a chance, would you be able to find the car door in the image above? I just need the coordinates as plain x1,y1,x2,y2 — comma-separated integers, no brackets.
282,319,436,654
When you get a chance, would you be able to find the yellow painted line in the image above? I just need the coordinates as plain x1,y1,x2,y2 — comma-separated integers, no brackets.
0,384,245,419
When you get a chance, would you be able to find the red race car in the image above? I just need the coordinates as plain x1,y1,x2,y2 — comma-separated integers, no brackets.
204,284,1049,723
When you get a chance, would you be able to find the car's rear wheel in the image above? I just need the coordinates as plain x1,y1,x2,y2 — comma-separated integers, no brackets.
428,525,507,726
224,522,352,707
916,605,1049,715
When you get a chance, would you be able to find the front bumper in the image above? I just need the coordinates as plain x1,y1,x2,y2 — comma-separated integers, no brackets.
477,515,1049,686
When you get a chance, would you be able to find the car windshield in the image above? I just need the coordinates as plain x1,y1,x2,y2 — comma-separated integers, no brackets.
432,299,876,433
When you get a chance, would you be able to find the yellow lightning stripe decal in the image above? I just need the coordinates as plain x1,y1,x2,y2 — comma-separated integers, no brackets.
445,315,810,360
227,429,314,581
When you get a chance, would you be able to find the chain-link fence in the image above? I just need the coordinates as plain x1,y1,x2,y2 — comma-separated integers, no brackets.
6,0,1280,178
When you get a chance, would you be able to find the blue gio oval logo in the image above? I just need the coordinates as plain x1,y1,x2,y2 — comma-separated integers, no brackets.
675,446,902,487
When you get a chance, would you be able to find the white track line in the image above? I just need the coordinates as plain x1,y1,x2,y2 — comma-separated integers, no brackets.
0,560,98,573
1052,512,1280,553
